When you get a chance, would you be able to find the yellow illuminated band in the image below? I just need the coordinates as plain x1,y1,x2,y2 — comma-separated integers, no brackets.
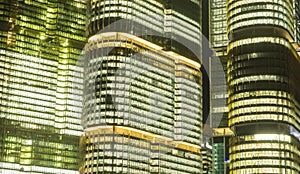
88,32,201,70
85,126,201,153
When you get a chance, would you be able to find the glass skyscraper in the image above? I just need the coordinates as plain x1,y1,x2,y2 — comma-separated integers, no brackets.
82,0,203,173
0,0,86,173
210,0,228,129
209,0,232,173
227,0,300,173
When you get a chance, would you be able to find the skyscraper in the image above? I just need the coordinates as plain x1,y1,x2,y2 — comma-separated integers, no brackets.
227,0,300,173
0,0,86,173
82,0,203,173
210,0,228,129
209,0,232,173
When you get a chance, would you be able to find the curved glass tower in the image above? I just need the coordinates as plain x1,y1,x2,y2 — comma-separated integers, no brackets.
0,0,86,173
227,0,300,173
82,0,203,173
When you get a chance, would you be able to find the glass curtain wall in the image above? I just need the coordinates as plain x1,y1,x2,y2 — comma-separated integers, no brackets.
0,0,86,173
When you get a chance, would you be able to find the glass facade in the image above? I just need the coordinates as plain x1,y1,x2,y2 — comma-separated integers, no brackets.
212,135,230,174
227,0,300,173
209,0,228,129
230,134,300,173
202,144,213,174
82,32,202,174
210,0,227,48
0,0,86,173
295,0,300,44
209,1,231,173
82,0,203,173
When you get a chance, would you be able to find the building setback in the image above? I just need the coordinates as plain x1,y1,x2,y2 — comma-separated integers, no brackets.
0,0,86,173
82,0,203,173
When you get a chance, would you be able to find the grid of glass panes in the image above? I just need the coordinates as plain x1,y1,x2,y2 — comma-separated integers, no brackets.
0,0,86,173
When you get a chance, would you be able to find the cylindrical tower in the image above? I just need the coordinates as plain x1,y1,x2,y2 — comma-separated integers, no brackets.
86,0,201,60
82,0,203,173
227,0,300,173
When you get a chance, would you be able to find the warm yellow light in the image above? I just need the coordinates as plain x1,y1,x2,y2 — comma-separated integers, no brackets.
253,134,291,142
40,35,45,40
85,125,201,153
254,134,277,140
88,32,201,69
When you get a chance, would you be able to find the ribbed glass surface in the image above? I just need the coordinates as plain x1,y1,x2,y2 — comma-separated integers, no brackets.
227,38,294,127
0,0,86,173
83,130,202,174
227,0,294,37
227,0,300,173
227,0,298,133
230,134,300,173
86,0,201,61
82,32,202,173
201,146,213,174
83,0,202,173
83,36,176,138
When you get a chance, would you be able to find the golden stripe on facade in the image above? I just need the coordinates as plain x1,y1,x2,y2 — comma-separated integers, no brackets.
85,126,201,153
87,32,201,69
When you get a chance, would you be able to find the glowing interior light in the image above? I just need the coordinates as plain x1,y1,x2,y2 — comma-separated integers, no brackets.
88,32,201,69
253,134,291,142
254,134,278,140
